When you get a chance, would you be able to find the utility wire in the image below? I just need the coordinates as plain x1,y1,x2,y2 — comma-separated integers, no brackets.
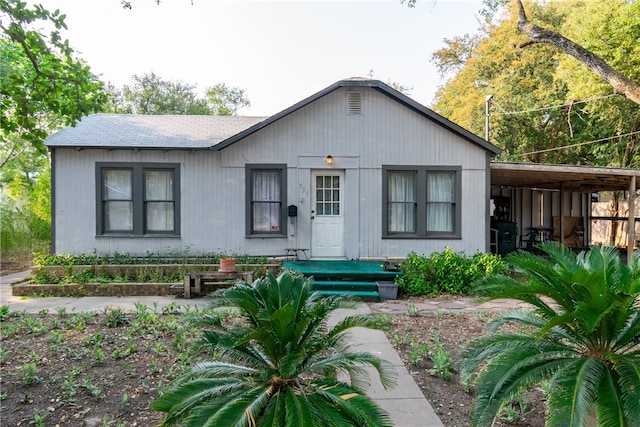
520,130,640,156
491,93,619,116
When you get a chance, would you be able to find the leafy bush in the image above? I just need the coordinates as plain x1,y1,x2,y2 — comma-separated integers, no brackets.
32,251,268,267
462,243,640,427
153,272,397,426
397,248,507,296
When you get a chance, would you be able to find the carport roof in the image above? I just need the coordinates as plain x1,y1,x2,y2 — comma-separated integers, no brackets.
491,162,640,192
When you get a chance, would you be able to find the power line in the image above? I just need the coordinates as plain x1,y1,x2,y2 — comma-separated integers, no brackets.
490,93,620,116
520,130,640,156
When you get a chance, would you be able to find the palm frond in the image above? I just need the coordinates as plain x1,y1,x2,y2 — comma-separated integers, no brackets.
609,354,640,421
594,366,627,427
310,380,394,427
546,358,603,427
284,387,319,427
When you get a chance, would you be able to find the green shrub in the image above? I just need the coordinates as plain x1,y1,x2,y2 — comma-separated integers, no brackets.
397,248,506,296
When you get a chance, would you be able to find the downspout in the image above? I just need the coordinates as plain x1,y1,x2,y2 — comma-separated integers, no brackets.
628,175,636,265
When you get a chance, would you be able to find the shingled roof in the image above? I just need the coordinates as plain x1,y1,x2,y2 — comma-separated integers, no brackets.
45,114,267,149
44,79,501,155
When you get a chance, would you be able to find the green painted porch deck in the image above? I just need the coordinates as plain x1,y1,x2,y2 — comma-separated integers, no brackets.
281,260,402,302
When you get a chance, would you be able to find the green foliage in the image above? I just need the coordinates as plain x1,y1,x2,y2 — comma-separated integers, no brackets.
104,73,251,117
205,82,251,115
432,0,640,168
0,153,51,259
0,2,105,164
397,249,506,296
428,334,453,380
462,243,640,427
103,307,129,328
32,251,267,267
153,272,397,426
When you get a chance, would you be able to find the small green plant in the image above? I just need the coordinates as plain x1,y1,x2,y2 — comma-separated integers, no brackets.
161,302,181,315
392,332,415,347
83,378,103,398
428,333,453,379
0,305,9,321
93,348,106,365
19,362,41,385
371,314,394,332
104,307,129,327
500,396,529,424
28,410,48,427
406,302,420,316
408,342,430,365
0,346,10,363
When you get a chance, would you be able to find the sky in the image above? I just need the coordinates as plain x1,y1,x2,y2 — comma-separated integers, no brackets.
31,0,485,116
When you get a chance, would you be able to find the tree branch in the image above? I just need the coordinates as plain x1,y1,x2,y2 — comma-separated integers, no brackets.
515,0,640,105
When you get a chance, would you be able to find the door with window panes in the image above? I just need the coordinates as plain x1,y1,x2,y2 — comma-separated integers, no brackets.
311,171,345,258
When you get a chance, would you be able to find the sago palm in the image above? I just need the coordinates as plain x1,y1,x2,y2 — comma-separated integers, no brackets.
462,243,640,427
153,271,397,427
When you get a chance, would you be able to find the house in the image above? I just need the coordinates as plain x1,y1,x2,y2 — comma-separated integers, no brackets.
45,78,502,259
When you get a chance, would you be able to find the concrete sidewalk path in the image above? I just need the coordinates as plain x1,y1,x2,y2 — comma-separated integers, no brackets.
1,271,445,427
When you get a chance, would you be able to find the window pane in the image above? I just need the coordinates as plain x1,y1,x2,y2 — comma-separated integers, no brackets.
105,201,133,231
146,170,173,200
388,171,416,232
333,202,340,215
147,201,174,231
252,170,281,232
104,170,132,199
333,176,340,188
253,171,280,201
427,203,454,232
316,176,323,188
428,173,454,202
389,203,415,232
253,203,280,232
427,172,455,232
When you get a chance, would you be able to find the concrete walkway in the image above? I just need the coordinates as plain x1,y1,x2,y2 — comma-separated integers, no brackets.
0,270,523,427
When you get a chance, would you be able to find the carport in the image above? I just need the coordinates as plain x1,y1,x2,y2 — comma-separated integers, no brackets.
490,162,639,262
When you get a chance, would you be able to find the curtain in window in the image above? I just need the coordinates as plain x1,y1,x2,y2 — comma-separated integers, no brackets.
427,172,455,232
252,170,280,232
388,171,416,232
104,169,133,231
145,170,174,232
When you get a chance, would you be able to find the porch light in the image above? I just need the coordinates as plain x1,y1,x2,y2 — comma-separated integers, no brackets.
326,155,333,165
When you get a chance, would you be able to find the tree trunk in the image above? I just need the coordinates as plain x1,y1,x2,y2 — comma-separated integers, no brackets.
515,0,640,105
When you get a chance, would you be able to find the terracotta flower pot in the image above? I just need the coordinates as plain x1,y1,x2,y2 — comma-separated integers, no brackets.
219,258,236,273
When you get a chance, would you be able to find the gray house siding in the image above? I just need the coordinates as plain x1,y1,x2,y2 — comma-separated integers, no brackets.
49,81,498,258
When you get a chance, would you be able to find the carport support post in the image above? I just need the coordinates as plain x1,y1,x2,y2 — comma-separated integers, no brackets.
628,175,636,264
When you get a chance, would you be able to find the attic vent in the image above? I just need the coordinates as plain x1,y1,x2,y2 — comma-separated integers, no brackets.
346,91,363,115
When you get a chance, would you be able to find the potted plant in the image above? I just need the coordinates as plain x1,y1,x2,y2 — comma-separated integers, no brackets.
218,255,236,273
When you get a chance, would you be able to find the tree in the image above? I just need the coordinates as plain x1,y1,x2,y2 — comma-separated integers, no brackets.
462,243,640,427
104,74,251,116
115,72,211,115
153,272,396,426
0,1,105,167
205,83,251,116
514,0,640,105
429,0,640,168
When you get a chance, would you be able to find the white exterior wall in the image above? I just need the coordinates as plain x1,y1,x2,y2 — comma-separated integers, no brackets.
52,87,492,258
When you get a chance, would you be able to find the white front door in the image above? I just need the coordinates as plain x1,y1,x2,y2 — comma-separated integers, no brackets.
311,171,345,258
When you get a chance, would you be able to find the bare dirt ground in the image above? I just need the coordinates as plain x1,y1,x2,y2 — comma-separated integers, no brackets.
383,309,546,427
1,261,546,426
